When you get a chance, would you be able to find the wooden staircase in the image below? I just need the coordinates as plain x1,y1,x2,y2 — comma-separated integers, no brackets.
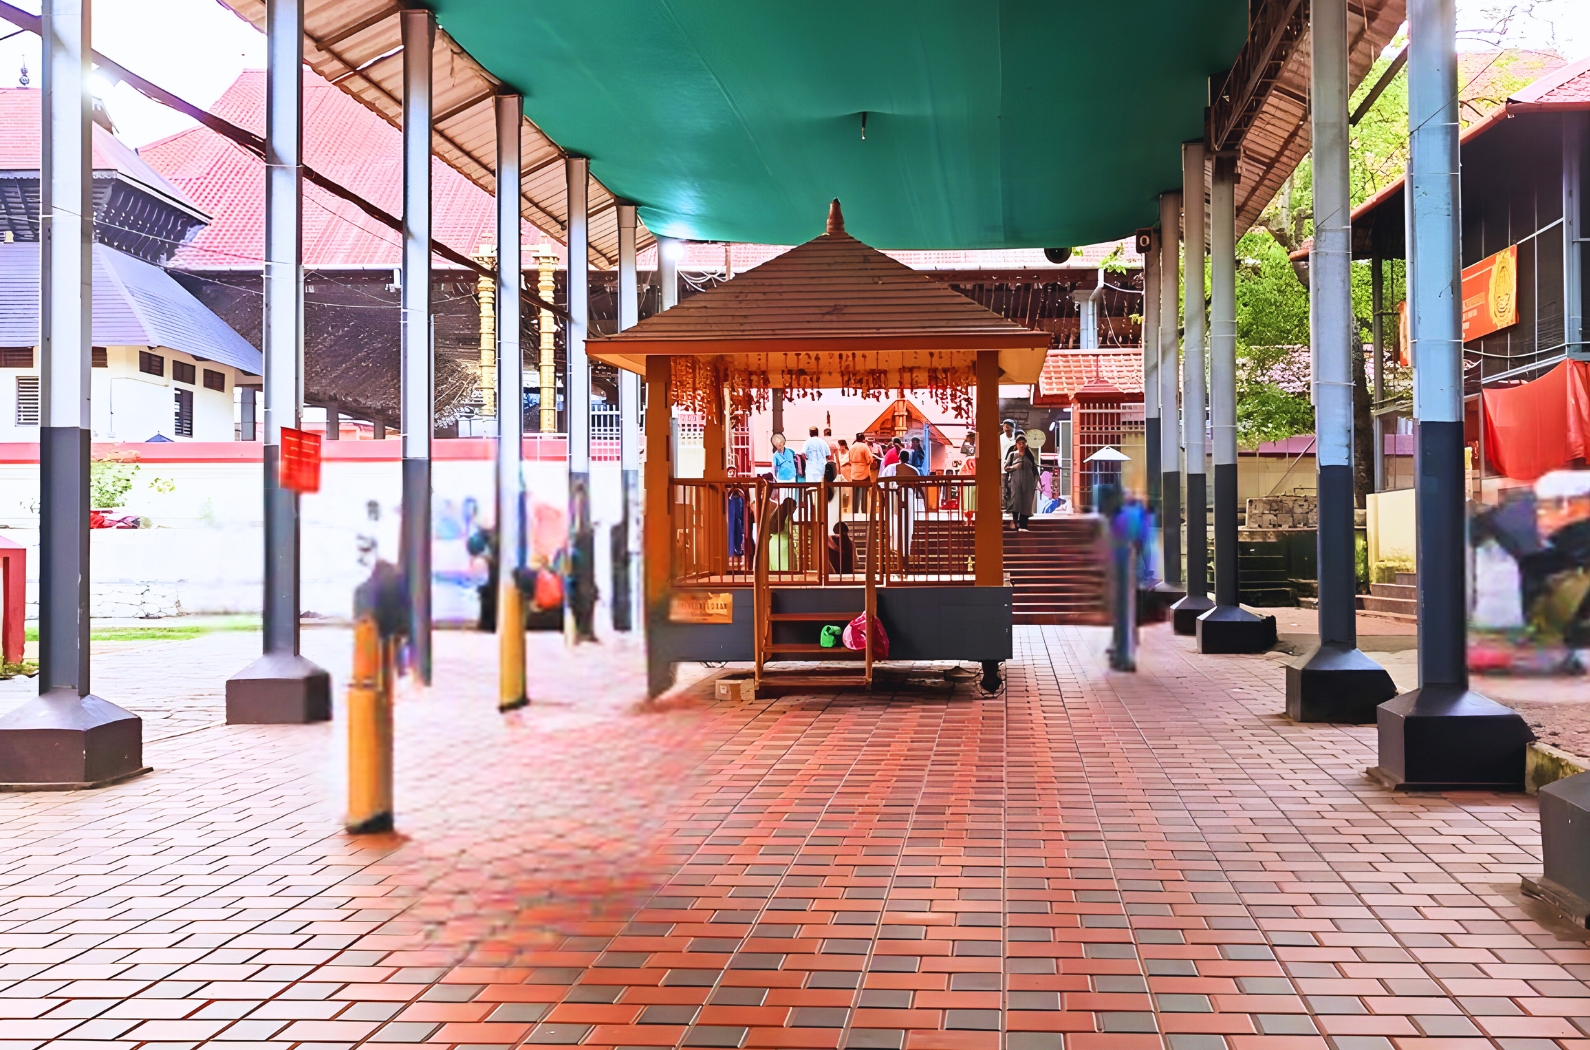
754,493,876,691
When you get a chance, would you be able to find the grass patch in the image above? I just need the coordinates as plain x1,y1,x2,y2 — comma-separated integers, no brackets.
24,620,261,643
0,660,36,679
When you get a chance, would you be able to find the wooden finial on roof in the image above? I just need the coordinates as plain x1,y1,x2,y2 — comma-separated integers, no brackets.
826,199,845,236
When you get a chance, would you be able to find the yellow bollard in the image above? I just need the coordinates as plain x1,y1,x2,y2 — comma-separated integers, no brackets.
498,573,527,711
346,615,394,833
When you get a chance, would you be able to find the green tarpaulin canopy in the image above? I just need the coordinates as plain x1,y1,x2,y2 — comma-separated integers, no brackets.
429,0,1247,250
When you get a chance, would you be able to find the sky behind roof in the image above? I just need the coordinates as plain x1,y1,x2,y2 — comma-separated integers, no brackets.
0,0,1586,149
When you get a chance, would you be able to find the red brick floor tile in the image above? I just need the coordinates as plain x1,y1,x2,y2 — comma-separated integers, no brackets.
0,626,1572,1050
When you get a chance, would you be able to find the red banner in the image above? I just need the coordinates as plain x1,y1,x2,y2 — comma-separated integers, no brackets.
1462,244,1519,343
279,427,322,493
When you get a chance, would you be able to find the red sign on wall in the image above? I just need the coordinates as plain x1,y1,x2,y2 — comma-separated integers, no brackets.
1461,244,1519,343
279,427,322,493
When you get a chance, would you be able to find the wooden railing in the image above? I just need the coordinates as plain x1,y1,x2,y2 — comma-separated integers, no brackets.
874,476,980,584
670,476,982,589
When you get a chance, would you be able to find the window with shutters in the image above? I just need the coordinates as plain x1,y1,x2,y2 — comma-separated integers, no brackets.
172,360,196,385
91,347,107,368
0,348,33,368
15,376,39,426
202,369,226,392
139,351,164,376
174,388,193,437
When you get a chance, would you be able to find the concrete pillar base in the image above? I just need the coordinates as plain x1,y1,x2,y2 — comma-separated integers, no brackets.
1143,582,1183,625
1285,643,1396,723
1369,684,1533,791
1170,593,1215,635
0,689,149,789
1196,605,1277,654
226,653,331,724
1522,771,1590,926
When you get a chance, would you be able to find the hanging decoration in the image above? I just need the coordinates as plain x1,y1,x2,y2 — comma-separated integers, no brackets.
667,350,976,421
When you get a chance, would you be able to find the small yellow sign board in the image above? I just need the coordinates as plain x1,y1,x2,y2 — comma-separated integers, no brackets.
669,591,734,624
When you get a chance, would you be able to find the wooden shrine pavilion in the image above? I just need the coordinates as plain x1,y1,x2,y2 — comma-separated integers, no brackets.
589,202,1050,696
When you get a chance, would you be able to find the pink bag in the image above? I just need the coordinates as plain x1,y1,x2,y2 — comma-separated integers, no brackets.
842,613,889,659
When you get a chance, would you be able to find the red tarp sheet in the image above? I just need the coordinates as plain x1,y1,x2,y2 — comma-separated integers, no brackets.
1482,360,1590,481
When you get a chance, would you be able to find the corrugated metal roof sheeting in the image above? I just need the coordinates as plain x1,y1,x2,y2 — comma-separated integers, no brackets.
217,0,646,269
0,243,262,374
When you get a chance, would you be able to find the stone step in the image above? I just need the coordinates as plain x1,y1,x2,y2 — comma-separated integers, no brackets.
1360,594,1417,617
1371,583,1415,600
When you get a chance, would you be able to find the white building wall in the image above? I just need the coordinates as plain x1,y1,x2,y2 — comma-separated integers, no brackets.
0,345,250,442
0,451,611,624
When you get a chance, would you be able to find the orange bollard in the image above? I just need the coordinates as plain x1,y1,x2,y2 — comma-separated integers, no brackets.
346,615,393,833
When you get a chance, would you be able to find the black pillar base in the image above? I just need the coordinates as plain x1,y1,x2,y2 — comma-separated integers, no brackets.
1370,684,1533,791
1170,593,1215,636
226,652,331,724
1142,582,1183,625
0,689,150,790
1196,605,1278,654
1523,772,1590,925
1285,643,1397,723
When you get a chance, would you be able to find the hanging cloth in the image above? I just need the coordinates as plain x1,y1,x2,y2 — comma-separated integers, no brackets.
727,488,746,557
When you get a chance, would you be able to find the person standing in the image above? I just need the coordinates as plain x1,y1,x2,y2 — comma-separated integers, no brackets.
1000,420,1017,510
802,425,830,482
907,436,927,473
846,433,875,517
1004,432,1039,531
771,432,798,483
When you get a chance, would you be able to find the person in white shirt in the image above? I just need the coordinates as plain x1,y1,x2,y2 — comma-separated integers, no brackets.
802,426,830,482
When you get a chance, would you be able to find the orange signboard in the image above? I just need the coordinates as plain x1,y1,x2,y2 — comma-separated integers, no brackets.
279,427,322,493
1461,244,1518,343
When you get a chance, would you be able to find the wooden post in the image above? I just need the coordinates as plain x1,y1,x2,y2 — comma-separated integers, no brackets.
644,356,673,695
703,393,727,481
975,351,1003,586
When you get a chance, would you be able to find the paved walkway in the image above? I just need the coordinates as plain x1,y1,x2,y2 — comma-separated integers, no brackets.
0,623,1574,1050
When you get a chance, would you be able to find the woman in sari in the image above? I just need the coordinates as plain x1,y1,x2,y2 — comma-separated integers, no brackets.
1003,432,1039,531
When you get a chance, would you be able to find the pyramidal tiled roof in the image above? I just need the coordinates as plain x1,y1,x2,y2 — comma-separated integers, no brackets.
0,88,203,217
593,202,1052,354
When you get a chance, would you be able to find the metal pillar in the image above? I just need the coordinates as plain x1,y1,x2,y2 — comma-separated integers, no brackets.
240,386,257,440
1372,256,1385,491
1566,116,1584,358
224,0,329,725
1374,0,1530,788
1157,192,1184,594
1198,152,1276,653
659,236,680,309
613,202,640,633
1074,281,1102,350
1286,0,1395,721
495,92,526,711
1172,143,1213,632
565,156,597,642
398,7,434,683
1143,239,1161,584
0,0,147,787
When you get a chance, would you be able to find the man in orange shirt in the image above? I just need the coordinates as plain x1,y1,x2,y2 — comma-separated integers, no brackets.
845,433,875,516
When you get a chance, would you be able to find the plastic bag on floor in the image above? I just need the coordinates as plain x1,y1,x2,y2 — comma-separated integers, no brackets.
842,613,889,659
